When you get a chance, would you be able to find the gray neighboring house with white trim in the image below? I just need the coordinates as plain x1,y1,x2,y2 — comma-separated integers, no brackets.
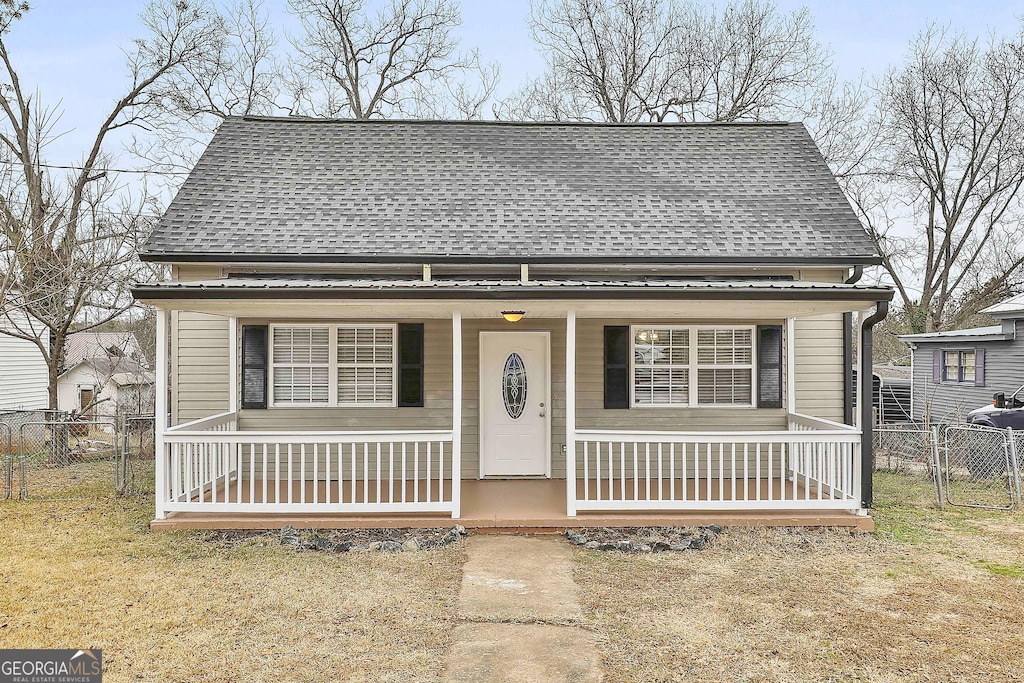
132,117,893,530
900,294,1024,423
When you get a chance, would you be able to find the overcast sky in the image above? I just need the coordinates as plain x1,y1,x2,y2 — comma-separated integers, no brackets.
6,0,1024,167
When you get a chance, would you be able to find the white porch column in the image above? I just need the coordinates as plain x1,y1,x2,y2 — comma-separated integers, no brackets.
852,309,865,509
786,317,797,413
154,307,169,520
451,311,462,519
565,310,577,517
227,316,238,413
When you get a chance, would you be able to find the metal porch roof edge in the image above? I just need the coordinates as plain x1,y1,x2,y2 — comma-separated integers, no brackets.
139,252,885,266
132,278,894,302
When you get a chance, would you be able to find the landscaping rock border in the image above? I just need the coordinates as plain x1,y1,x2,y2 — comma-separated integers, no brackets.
203,525,467,552
281,525,468,552
565,525,723,552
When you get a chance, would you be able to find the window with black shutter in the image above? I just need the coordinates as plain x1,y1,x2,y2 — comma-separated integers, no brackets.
604,326,630,409
397,323,424,407
756,325,783,409
241,325,268,409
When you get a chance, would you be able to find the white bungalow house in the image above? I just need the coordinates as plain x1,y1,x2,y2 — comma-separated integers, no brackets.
133,117,892,531
56,331,154,419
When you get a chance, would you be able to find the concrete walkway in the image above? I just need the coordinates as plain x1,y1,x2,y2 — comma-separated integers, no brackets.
444,535,603,683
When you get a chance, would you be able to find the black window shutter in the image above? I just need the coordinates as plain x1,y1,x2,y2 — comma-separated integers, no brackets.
397,323,424,407
932,349,942,383
604,326,630,409
974,348,986,387
757,325,783,409
241,325,268,409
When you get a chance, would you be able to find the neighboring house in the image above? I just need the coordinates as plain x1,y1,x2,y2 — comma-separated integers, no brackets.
0,306,49,412
64,331,147,369
900,294,1024,423
56,332,155,419
133,117,892,530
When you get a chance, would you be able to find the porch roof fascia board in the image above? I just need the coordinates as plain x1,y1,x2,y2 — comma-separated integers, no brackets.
133,280,894,303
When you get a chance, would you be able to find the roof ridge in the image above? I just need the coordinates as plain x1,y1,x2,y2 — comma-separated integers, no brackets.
227,115,796,127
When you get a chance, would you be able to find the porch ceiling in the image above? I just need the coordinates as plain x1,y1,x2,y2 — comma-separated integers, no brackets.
134,278,891,318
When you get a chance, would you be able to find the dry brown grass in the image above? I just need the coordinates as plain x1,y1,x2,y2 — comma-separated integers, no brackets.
0,496,464,682
3,471,1024,682
573,473,1024,683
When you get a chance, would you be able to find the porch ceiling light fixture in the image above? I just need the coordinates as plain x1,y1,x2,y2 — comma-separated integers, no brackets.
501,310,525,323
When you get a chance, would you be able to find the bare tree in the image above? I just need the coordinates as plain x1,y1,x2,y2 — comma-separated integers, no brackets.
853,25,1024,331
405,55,500,119
286,0,493,119
500,0,829,123
133,0,284,176
0,1,222,409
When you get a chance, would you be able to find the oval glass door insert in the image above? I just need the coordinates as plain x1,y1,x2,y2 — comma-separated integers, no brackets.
502,352,528,419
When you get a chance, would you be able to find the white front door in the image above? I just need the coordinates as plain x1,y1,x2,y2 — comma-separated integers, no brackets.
479,331,550,477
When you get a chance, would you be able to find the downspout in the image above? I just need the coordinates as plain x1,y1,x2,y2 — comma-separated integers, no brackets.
860,299,889,509
843,266,863,425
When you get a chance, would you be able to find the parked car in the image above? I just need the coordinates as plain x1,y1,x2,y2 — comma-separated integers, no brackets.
967,385,1024,430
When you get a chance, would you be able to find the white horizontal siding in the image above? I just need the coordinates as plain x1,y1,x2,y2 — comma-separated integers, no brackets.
0,309,49,411
793,314,845,423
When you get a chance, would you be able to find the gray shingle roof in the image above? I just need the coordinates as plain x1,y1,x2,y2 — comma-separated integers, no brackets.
142,117,878,263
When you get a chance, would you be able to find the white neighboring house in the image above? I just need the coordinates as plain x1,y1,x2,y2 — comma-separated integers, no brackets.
56,332,155,419
0,307,50,412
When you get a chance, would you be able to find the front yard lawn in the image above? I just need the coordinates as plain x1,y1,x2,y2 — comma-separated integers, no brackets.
0,497,464,682
573,472,1024,682
2,472,1023,682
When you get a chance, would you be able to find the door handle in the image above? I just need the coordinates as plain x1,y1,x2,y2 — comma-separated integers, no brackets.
539,402,545,417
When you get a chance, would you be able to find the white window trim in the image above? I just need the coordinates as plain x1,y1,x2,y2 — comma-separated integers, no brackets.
268,323,397,408
629,324,757,409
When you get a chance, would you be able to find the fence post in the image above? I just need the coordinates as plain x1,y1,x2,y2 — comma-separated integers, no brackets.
930,425,944,510
2,424,10,500
1007,427,1021,507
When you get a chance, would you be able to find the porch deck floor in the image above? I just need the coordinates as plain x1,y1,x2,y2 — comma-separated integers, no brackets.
151,479,873,531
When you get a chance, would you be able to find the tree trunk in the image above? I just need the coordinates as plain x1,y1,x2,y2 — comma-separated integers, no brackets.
47,331,64,411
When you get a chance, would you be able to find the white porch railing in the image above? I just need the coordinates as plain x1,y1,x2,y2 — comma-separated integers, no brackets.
161,412,456,514
572,412,861,512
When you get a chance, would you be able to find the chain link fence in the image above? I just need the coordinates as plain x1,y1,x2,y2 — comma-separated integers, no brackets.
0,411,155,501
941,425,1020,510
873,424,943,507
873,421,1023,511
2,421,11,500
119,415,155,496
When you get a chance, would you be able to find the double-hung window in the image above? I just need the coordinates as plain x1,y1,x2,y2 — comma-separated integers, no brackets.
272,326,330,405
631,325,754,407
942,349,976,383
270,324,396,407
337,325,395,406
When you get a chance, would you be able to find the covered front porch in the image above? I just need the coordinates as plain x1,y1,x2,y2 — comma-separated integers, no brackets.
139,278,890,529
150,478,874,531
